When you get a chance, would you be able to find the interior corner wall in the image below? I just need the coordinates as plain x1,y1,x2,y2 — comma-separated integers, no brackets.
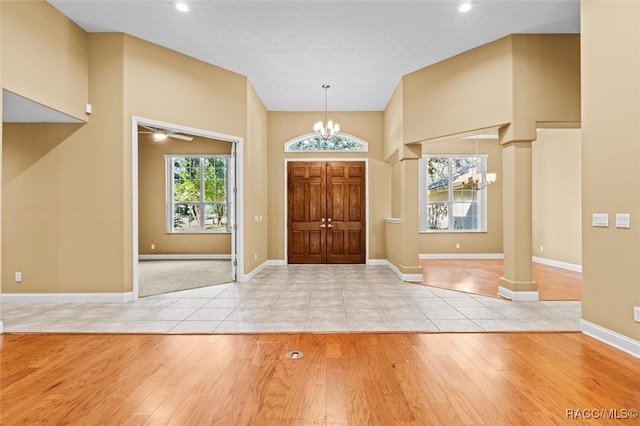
1,0,88,120
532,129,582,265
245,81,268,273
581,0,640,341
266,111,387,262
2,30,125,294
419,138,504,255
137,134,232,255
512,34,581,141
402,36,513,144
123,35,248,139
121,34,251,276
384,80,404,161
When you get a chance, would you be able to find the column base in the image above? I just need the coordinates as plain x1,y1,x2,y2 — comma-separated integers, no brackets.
498,277,539,301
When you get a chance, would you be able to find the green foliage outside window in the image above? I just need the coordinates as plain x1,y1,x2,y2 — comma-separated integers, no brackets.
172,156,229,232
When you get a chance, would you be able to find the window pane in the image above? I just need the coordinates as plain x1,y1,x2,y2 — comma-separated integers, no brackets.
204,202,227,231
428,202,449,230
452,202,478,230
173,158,201,202
421,155,487,232
173,203,201,232
453,186,478,202
427,157,450,192
204,157,227,202
168,156,230,233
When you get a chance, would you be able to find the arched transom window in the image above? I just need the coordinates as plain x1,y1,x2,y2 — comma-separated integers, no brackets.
284,133,368,152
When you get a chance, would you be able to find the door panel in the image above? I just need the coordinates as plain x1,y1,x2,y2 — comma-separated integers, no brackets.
287,161,365,264
326,161,366,264
287,162,326,264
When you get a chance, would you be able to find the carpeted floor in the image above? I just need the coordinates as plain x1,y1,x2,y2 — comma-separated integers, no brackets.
138,259,233,297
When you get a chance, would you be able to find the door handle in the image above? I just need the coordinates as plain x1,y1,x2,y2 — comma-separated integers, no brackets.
320,218,326,228
327,218,333,228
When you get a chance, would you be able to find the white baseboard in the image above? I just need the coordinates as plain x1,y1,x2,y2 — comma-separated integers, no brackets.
0,321,3,334
532,256,582,273
241,259,286,282
367,259,387,266
498,286,539,301
385,261,423,282
2,292,135,304
420,253,504,260
581,320,640,358
138,254,231,260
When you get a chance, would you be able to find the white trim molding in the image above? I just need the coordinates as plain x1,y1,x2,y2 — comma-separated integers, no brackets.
498,286,539,301
2,292,135,304
532,256,582,273
138,254,232,261
0,321,4,334
384,218,402,224
367,259,387,266
420,253,504,260
241,259,287,282
385,261,423,282
581,320,640,359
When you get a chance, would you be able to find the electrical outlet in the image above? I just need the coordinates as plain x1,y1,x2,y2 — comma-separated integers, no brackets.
15,272,22,283
254,253,258,260
151,244,155,250
634,306,640,323
455,243,460,249
540,245,544,252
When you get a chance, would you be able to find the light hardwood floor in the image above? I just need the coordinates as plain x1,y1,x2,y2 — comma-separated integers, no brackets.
419,259,582,301
1,332,638,425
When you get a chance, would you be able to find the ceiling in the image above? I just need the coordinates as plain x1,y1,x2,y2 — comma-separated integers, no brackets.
46,0,579,112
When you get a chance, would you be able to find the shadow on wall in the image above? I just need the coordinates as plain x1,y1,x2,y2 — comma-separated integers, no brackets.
3,123,84,185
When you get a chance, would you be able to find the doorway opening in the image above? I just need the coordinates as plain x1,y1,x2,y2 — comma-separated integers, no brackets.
132,116,244,299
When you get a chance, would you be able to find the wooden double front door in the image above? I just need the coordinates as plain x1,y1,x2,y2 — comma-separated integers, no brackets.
287,161,366,264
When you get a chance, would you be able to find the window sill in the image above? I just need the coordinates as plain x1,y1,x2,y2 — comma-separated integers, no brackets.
167,231,231,235
420,230,487,234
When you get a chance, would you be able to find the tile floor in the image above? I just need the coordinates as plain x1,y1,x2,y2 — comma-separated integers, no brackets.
1,265,582,333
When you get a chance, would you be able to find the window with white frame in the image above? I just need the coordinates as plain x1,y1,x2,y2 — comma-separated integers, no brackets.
166,155,230,233
419,155,488,232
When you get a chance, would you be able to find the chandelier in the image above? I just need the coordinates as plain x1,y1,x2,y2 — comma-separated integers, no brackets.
313,84,340,140
458,137,497,190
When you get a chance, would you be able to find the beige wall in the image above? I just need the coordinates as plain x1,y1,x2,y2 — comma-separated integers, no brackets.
401,34,580,145
138,133,232,255
581,0,639,341
419,138,503,254
402,37,513,144
512,35,581,140
244,82,269,272
267,111,388,261
384,80,404,161
2,1,88,120
123,34,250,280
2,31,125,294
1,0,257,295
532,129,582,265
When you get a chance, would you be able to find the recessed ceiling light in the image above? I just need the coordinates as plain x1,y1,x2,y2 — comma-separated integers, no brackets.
459,3,472,13
176,2,189,12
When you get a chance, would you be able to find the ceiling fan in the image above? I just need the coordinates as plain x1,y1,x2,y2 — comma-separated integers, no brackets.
138,125,194,142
